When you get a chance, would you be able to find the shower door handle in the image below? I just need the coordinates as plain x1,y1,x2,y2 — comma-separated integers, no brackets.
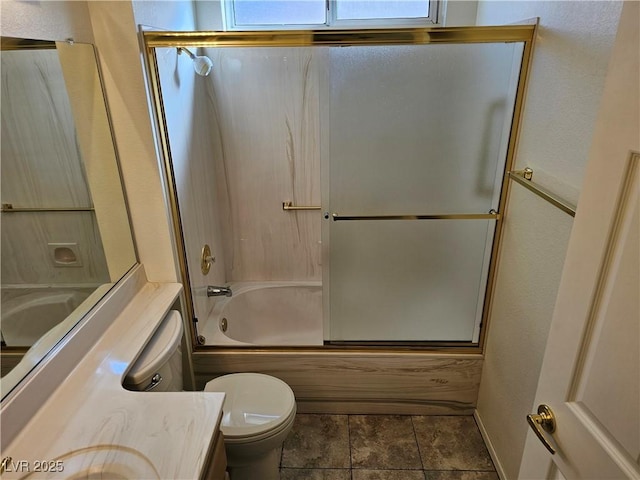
330,211,501,221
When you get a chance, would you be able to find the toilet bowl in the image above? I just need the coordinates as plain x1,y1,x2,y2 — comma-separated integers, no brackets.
124,311,296,480
204,373,296,480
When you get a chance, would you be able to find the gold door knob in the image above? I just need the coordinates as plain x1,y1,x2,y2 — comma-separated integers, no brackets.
526,404,557,455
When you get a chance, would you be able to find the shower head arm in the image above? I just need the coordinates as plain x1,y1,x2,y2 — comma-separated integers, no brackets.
177,47,196,60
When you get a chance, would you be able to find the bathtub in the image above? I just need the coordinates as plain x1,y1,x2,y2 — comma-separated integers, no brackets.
193,280,483,415
1,287,96,347
201,282,323,346
1,284,112,395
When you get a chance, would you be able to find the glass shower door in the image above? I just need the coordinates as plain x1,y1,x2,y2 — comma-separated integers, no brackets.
325,42,524,343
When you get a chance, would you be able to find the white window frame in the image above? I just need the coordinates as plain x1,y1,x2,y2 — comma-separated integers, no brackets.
221,0,441,31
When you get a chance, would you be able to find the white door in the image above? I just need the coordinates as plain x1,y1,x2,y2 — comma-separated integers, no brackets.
519,3,639,479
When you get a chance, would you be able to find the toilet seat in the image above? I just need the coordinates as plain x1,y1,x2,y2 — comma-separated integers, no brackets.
204,373,296,442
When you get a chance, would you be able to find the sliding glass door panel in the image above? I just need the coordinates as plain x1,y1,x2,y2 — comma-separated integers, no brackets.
325,41,523,342
328,42,523,216
328,219,495,342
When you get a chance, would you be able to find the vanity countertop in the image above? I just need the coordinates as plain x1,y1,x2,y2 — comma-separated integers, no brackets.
1,278,225,479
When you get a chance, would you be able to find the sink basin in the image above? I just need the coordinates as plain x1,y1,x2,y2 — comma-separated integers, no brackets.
20,445,159,479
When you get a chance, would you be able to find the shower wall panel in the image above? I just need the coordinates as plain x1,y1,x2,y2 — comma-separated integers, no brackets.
1,50,92,208
156,47,227,322
204,47,322,282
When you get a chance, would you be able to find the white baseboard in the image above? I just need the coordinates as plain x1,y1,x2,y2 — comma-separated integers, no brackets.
475,409,508,480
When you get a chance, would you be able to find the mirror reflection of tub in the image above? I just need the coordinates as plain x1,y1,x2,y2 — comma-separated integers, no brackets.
200,282,323,346
0,284,112,394
1,286,97,347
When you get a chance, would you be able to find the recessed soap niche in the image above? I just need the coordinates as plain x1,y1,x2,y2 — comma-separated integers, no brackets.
48,242,82,267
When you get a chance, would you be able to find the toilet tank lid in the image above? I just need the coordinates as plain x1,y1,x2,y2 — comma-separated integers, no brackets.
125,310,183,384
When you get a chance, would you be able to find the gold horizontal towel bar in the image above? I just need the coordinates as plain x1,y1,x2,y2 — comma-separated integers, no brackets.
331,212,500,221
283,201,321,211
508,168,576,217
1,203,94,213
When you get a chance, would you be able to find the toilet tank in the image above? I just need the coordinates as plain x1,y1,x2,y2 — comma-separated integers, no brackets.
123,310,184,392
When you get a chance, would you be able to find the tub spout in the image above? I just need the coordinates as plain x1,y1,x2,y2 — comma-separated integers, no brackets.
207,285,232,297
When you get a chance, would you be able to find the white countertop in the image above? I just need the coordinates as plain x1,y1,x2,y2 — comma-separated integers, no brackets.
1,274,225,479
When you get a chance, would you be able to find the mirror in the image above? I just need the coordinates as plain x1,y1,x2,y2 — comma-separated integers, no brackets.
0,37,137,397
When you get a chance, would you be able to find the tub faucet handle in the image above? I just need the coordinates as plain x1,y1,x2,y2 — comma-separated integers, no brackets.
201,244,215,275
207,286,232,297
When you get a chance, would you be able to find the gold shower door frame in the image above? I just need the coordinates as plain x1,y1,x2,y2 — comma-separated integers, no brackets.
143,24,537,353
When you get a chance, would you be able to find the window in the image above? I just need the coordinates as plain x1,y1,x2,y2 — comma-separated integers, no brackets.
224,0,439,29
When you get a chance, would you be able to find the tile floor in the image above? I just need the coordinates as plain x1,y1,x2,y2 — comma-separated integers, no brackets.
279,414,499,480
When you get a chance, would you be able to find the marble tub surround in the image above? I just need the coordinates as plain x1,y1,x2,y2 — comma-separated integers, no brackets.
280,414,497,480
203,47,322,283
0,266,225,479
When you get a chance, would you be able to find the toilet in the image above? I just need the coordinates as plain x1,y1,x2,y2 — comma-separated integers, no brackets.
204,373,296,480
124,311,296,480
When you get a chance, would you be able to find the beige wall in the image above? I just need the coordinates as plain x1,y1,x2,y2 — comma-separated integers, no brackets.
0,1,94,43
521,2,639,472
86,1,179,283
474,2,623,478
56,41,136,281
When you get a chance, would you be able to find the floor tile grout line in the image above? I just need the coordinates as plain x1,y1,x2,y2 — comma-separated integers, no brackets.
347,414,353,479
350,466,424,471
411,415,427,473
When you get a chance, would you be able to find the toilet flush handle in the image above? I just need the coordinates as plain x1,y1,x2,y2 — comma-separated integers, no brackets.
144,373,163,392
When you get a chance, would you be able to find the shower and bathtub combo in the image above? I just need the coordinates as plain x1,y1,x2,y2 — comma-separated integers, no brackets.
142,24,536,478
